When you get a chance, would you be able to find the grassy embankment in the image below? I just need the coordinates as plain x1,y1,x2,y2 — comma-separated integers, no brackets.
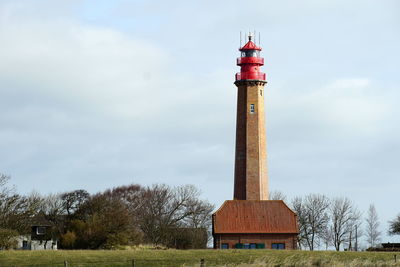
0,249,400,267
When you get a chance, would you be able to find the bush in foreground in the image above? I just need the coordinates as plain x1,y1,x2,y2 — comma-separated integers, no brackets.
0,228,18,250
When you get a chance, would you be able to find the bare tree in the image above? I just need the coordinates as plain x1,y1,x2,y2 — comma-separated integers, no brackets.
269,190,287,201
135,184,213,246
319,226,333,250
41,194,64,221
346,218,363,251
303,194,330,250
365,204,381,248
183,198,214,229
291,196,307,250
329,197,361,251
0,174,41,234
61,189,90,216
291,194,330,250
0,173,13,198
389,214,400,235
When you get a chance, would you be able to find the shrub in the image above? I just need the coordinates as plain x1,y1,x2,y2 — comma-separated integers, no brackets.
60,231,77,249
0,228,19,249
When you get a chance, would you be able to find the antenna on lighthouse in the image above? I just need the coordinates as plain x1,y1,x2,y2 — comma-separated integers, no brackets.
248,31,253,41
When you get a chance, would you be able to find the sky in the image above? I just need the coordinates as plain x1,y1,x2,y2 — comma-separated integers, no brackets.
0,0,399,247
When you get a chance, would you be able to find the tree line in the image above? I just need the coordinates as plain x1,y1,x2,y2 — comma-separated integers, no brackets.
0,174,214,249
1,172,400,251
270,191,400,251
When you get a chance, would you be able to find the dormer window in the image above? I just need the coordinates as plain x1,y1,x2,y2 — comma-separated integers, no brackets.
36,226,46,235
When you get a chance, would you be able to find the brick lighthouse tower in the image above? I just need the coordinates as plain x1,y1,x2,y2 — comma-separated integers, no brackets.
212,33,298,250
234,33,268,201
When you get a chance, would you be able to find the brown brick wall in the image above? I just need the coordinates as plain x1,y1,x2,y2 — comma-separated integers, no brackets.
233,81,268,200
214,233,297,250
233,83,247,200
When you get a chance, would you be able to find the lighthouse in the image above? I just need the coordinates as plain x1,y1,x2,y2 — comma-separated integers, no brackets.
234,34,268,200
212,33,298,250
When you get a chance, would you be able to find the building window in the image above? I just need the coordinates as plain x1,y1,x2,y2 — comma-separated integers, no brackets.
256,243,265,249
36,226,46,235
221,243,229,249
250,104,255,114
235,243,243,249
260,89,262,96
272,243,285,250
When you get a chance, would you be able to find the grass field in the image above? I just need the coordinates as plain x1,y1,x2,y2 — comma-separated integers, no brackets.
0,249,400,267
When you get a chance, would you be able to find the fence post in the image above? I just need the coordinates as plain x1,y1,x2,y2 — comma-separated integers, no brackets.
64,260,68,267
132,259,135,267
394,255,397,262
200,258,205,267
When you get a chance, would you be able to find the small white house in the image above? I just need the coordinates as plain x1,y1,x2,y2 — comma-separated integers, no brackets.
16,225,57,250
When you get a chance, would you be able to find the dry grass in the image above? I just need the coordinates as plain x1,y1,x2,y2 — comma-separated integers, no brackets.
0,249,399,267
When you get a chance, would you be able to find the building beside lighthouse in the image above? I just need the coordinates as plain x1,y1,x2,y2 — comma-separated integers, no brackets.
212,34,298,250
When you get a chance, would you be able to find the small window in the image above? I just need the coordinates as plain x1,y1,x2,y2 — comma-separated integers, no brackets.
256,243,265,249
36,226,46,235
235,243,243,249
250,104,255,114
260,89,262,96
272,243,285,250
221,243,229,249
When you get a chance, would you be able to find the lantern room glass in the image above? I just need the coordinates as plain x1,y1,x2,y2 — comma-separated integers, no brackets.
241,50,259,58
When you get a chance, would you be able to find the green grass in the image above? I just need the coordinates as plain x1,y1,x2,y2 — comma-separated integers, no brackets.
0,249,399,267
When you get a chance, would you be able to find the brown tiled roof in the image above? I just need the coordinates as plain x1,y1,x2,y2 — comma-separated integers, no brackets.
213,200,298,234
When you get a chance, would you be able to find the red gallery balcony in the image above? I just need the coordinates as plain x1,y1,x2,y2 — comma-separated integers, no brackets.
237,57,264,65
235,72,266,81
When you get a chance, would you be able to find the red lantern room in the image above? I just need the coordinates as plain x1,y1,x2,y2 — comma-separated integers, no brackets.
236,34,266,81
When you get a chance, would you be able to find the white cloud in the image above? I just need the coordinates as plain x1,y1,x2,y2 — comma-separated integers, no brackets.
0,14,170,118
268,78,392,141
1,0,400,245
308,78,388,135
0,2,236,199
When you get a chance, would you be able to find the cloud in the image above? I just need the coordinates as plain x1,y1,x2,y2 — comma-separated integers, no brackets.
0,2,236,199
1,0,400,245
268,77,393,146
0,14,168,114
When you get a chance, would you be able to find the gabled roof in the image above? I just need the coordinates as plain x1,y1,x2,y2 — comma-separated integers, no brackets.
30,212,53,226
239,40,262,51
213,200,298,234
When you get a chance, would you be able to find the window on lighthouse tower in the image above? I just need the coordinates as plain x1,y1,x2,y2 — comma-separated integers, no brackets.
250,104,255,114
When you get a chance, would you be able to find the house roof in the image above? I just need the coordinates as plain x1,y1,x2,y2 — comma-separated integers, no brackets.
213,200,298,234
30,212,52,226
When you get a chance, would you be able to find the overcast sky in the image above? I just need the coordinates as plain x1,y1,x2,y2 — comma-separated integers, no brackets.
1,0,399,246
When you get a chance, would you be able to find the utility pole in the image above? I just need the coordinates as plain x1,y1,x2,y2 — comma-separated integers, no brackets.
355,225,358,252
348,230,352,251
